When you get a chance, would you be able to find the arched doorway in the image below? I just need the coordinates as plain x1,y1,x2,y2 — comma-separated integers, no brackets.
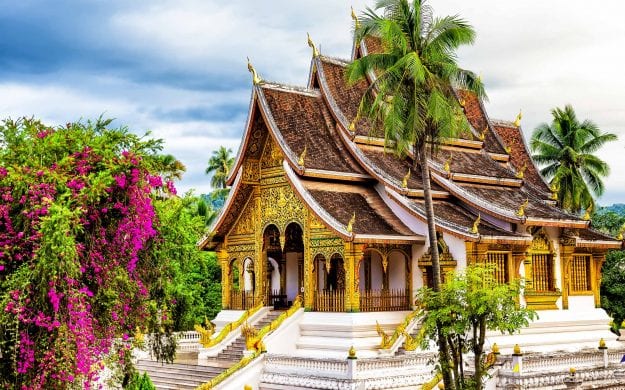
229,258,242,309
284,222,304,305
263,224,284,308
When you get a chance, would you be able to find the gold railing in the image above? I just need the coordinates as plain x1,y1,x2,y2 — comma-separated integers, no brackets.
230,290,257,310
421,373,443,390
195,300,264,348
360,289,410,312
314,290,344,312
197,296,303,390
376,308,421,349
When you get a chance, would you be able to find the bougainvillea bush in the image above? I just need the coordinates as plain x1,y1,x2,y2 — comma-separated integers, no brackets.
0,118,179,389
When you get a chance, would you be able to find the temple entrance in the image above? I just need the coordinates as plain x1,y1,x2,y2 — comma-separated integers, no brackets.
314,253,345,311
359,249,410,312
284,222,304,305
263,224,284,308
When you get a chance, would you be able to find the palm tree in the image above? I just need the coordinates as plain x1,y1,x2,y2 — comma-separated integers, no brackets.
347,1,483,388
205,146,234,190
530,105,616,214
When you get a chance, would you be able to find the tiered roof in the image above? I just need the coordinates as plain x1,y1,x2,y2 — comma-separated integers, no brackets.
200,32,622,251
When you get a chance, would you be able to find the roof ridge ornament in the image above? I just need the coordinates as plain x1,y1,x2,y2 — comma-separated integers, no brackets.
298,145,307,167
346,212,356,233
479,126,488,141
513,109,522,127
471,213,481,234
443,153,453,174
550,183,559,201
351,6,361,29
247,57,262,85
515,163,527,179
583,205,592,221
402,168,411,188
516,198,529,217
307,32,320,58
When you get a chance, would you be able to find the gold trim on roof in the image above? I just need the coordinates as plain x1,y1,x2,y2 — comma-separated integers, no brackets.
402,168,411,188
307,32,320,58
513,109,522,127
471,213,481,234
346,212,356,233
443,153,453,173
516,198,529,217
515,163,527,179
246,57,262,85
479,126,488,141
351,6,361,29
298,145,307,167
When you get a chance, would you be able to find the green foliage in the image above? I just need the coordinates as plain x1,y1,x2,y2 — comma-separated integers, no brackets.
126,372,156,390
601,250,625,333
592,205,625,236
530,105,617,214
205,146,234,190
153,194,222,330
417,265,536,390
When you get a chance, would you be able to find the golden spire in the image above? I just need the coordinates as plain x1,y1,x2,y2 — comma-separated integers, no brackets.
478,126,488,141
298,145,307,166
307,32,320,58
346,212,356,233
351,6,361,29
515,163,527,179
583,205,592,221
402,168,411,188
515,198,529,217
471,213,481,234
513,109,522,127
246,57,262,85
443,153,453,173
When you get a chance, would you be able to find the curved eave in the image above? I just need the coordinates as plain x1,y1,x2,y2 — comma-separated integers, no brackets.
198,166,245,250
431,172,524,224
301,169,372,182
226,88,258,187
575,239,622,250
525,217,589,229
428,161,522,188
478,235,532,245
353,235,424,245
283,161,353,241
384,187,479,241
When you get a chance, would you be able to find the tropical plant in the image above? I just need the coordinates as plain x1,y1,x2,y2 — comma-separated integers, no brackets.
601,250,625,334
417,265,536,390
347,2,483,387
530,105,617,214
205,146,234,190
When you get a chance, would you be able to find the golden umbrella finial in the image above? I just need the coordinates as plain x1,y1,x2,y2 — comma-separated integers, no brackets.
351,6,361,29
513,109,523,127
307,32,320,57
246,57,262,85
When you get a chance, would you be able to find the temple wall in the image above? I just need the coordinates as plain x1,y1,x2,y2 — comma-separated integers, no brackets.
388,251,405,290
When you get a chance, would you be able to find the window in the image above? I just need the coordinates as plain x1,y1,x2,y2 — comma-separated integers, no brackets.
570,254,591,293
485,252,510,284
532,254,554,292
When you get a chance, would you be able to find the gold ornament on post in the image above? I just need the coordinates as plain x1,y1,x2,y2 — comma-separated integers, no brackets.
348,345,357,359
471,213,481,234
515,198,529,217
246,57,262,85
515,163,527,179
402,168,411,188
513,343,522,355
599,338,607,349
346,212,356,233
492,343,500,354
513,109,522,127
307,32,320,58
298,146,307,167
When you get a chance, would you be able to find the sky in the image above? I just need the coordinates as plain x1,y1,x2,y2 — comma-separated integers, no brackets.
0,0,623,205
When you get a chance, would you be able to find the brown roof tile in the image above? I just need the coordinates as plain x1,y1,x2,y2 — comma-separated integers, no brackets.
261,86,365,175
456,90,506,154
492,123,551,194
432,149,517,180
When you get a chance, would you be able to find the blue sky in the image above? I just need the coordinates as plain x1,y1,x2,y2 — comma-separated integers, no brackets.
0,0,623,205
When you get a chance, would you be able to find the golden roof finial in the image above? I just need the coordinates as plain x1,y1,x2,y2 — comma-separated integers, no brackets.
550,183,559,201
471,213,481,234
351,6,361,29
444,153,453,173
349,120,356,133
513,109,522,127
479,126,488,141
515,163,527,179
583,205,592,221
346,212,356,233
298,145,307,166
515,198,529,217
402,168,411,188
246,57,262,85
307,32,320,58
459,98,466,108
617,230,623,241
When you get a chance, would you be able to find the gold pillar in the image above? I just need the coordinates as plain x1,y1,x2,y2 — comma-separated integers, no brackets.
303,217,313,310
559,243,575,310
592,253,606,308
218,248,231,309
344,242,364,312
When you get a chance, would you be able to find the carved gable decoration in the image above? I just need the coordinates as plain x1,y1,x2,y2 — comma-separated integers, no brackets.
530,229,553,253
261,137,283,169
419,236,456,267
260,184,305,233
231,199,256,236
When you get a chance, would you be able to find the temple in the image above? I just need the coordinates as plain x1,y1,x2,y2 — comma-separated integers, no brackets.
199,36,621,316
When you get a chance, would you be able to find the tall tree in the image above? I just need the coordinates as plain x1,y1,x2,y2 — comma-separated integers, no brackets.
530,105,617,214
347,1,484,387
205,146,234,190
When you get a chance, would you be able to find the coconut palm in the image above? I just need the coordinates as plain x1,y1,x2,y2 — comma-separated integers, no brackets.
347,2,484,388
530,105,616,214
347,0,483,291
205,146,234,190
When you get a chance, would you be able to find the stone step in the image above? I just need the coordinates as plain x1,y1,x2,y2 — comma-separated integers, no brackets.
136,363,224,377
